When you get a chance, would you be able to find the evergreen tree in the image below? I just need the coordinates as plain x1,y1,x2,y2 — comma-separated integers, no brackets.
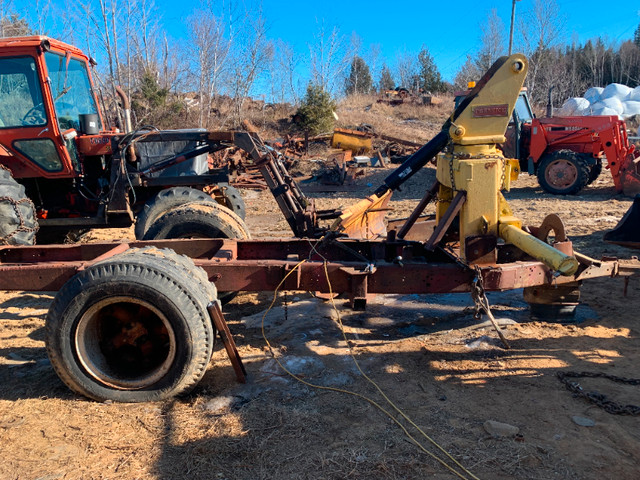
345,56,373,95
295,84,336,135
378,65,395,91
417,47,445,93
635,22,640,47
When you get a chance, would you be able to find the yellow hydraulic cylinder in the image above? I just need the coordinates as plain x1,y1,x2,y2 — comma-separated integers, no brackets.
499,223,579,276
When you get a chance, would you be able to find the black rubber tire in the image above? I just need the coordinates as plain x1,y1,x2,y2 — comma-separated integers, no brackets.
134,187,216,240
537,150,590,195
587,160,602,185
218,185,246,220
0,166,38,245
143,202,250,305
143,201,251,241
45,248,216,402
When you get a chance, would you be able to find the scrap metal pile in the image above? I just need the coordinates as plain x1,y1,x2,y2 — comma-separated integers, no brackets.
208,125,423,190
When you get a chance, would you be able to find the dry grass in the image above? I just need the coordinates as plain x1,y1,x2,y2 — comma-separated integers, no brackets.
336,93,454,143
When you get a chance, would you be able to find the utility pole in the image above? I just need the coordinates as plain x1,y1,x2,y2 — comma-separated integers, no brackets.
508,0,519,55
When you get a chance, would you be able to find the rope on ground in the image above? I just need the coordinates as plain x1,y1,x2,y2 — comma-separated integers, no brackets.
260,257,479,480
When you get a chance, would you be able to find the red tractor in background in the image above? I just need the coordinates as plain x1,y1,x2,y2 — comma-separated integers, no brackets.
0,36,250,245
457,88,640,196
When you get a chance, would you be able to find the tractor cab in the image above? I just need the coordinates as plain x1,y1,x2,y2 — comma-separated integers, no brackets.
0,36,103,179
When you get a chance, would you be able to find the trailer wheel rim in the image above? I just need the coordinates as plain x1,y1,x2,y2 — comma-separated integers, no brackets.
74,296,177,390
545,159,578,189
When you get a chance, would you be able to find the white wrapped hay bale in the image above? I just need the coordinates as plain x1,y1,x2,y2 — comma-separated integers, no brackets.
628,86,640,102
590,97,624,115
559,97,590,116
600,83,633,101
588,103,621,117
623,101,640,118
584,87,603,104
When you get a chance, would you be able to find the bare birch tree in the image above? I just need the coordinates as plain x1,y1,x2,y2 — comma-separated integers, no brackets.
394,50,419,90
188,0,233,128
309,20,351,94
270,39,300,105
229,11,273,125
476,9,505,71
517,0,565,102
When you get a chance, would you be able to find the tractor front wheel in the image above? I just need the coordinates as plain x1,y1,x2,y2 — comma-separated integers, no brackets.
537,151,590,195
587,159,602,185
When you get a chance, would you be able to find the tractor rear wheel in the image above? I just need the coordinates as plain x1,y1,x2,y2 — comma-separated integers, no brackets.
0,166,38,245
45,248,216,402
216,185,246,220
143,201,250,241
134,187,216,240
143,202,250,304
537,150,590,195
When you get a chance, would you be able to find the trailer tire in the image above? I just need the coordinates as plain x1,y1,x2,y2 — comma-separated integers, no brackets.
45,248,215,402
537,150,590,195
587,159,602,185
134,187,216,240
0,166,38,245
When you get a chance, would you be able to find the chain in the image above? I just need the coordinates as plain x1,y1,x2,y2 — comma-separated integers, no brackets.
283,290,288,323
0,195,38,244
470,266,485,320
448,155,456,192
447,151,508,191
557,371,640,415
470,265,510,348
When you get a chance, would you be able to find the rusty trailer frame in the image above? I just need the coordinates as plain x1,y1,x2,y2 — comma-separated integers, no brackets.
1,238,637,303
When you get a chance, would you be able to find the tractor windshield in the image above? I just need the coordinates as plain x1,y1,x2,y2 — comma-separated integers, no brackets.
44,52,101,132
0,56,47,128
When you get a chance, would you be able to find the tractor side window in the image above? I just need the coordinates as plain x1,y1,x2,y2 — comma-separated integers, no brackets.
0,56,47,128
44,52,101,132
13,139,62,171
514,95,533,123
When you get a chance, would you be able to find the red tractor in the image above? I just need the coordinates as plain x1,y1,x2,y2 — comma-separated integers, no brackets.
457,89,640,195
0,36,251,245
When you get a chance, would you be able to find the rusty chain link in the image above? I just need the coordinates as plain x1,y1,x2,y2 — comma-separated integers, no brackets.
557,371,640,415
0,195,38,244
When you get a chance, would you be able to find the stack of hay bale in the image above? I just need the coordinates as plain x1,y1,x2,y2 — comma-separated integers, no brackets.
559,84,640,136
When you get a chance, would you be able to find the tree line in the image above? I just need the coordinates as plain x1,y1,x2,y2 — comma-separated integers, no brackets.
2,0,639,130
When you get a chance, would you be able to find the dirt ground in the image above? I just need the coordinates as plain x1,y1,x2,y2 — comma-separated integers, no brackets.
1,165,639,480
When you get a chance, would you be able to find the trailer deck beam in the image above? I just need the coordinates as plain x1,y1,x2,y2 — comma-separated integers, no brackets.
2,239,637,296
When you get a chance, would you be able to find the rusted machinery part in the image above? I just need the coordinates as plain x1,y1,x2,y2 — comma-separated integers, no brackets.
532,213,568,243
45,248,216,402
523,282,581,319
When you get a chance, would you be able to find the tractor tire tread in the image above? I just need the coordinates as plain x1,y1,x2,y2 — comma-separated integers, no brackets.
537,150,590,195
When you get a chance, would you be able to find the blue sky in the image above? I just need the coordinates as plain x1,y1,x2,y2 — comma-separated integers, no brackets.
154,0,640,82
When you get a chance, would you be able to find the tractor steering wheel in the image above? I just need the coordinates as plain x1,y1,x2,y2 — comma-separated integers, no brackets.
21,103,46,126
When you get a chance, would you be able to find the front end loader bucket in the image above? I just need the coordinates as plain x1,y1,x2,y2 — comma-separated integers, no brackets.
620,150,640,197
604,194,640,249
